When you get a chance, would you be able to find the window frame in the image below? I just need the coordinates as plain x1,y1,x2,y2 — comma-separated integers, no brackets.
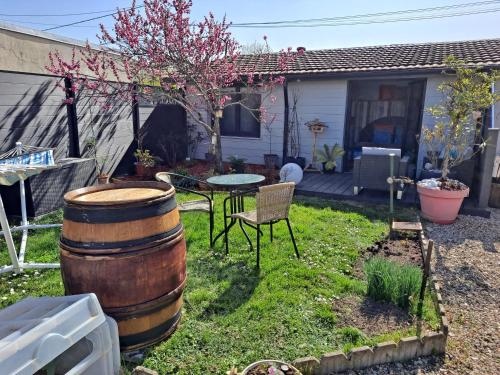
220,93,261,138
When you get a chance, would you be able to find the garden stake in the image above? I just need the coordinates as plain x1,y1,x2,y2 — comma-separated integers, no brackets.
417,239,434,334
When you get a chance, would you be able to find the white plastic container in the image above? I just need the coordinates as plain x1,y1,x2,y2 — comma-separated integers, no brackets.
0,294,120,375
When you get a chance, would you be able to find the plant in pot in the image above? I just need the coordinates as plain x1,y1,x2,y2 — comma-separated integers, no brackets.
263,122,279,169
417,56,500,224
227,155,246,174
316,143,345,174
85,137,109,184
241,360,302,375
134,148,156,178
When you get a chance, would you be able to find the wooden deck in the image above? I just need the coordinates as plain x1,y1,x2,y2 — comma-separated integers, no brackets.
296,172,417,205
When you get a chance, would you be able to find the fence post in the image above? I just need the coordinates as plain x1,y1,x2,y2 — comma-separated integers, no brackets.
132,82,140,149
477,128,498,208
282,80,289,166
64,76,80,157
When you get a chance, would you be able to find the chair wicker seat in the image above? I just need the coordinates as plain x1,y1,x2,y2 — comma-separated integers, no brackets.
179,199,212,213
225,182,300,268
231,210,257,224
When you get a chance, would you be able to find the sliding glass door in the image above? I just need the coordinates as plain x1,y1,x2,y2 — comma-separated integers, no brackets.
343,78,426,170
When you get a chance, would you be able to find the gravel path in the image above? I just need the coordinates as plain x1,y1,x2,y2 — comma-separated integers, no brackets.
340,209,500,375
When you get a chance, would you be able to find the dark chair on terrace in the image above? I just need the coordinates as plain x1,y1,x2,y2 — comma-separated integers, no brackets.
353,147,409,199
229,182,299,268
156,172,214,246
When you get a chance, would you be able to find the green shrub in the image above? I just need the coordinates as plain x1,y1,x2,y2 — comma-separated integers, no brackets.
364,257,422,309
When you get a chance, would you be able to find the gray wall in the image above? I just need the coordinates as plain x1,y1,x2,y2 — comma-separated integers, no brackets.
0,71,69,159
0,71,137,176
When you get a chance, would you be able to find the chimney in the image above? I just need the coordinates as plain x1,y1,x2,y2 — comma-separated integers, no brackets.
297,46,306,53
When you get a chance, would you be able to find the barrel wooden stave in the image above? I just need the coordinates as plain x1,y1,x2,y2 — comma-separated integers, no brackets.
59,182,186,351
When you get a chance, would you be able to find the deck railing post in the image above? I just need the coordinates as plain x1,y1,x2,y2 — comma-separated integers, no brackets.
64,76,80,157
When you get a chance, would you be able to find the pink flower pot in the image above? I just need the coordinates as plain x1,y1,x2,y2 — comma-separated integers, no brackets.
417,184,469,224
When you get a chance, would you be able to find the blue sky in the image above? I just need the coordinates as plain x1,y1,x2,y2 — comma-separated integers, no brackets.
1,0,499,50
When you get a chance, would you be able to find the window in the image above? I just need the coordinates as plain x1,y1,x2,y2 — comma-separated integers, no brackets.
220,93,261,138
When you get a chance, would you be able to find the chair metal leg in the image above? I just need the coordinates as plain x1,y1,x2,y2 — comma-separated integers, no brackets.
270,222,273,242
223,211,229,255
256,224,261,268
209,210,214,247
285,218,300,259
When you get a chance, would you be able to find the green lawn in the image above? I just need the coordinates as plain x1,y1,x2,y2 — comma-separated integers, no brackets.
0,194,437,374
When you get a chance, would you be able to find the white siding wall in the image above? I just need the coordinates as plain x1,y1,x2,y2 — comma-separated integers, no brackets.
287,79,348,171
191,81,348,169
192,87,285,165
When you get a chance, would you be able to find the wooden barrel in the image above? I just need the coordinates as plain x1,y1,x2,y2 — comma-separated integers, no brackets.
59,182,186,351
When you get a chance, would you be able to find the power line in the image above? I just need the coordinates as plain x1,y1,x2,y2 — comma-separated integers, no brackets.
0,8,125,17
42,4,144,31
15,0,498,33
231,0,500,26
0,19,98,28
231,7,500,28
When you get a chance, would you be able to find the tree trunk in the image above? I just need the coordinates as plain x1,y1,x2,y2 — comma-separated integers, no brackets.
441,144,451,179
213,117,224,174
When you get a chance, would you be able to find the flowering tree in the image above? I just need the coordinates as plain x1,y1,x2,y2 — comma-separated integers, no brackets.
46,0,299,173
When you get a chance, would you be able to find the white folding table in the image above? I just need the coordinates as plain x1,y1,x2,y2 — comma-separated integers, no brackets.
0,143,61,274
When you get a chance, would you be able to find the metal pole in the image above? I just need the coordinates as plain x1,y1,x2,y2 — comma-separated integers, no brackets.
0,194,20,273
389,153,395,215
16,142,29,263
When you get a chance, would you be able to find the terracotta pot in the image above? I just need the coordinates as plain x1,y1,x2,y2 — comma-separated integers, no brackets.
264,154,279,169
417,183,469,224
97,174,109,185
135,162,155,178
241,360,302,375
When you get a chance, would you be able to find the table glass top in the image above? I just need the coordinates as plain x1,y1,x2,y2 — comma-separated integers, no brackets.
206,173,265,186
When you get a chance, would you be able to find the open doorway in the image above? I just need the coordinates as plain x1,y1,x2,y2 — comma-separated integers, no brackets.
343,78,426,170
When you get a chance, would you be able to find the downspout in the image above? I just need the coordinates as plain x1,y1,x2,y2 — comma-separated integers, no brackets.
282,80,289,166
492,81,496,129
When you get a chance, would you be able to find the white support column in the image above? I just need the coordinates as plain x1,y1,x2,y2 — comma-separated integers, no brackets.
0,194,20,273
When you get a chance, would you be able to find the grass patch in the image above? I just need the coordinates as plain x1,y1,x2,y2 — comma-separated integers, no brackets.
364,257,422,309
0,193,438,374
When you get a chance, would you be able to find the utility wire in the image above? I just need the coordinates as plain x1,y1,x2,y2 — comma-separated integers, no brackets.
42,4,144,31
231,0,500,26
0,8,127,17
19,0,499,32
232,7,500,28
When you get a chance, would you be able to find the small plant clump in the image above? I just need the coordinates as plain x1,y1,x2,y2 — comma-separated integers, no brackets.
247,363,299,375
134,148,156,167
364,257,422,309
228,155,246,173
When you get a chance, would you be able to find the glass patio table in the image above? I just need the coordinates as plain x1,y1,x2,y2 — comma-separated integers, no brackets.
206,173,265,253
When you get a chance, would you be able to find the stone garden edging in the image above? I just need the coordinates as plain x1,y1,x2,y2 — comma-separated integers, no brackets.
291,229,449,375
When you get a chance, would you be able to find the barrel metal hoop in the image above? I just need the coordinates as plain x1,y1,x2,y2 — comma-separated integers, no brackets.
118,311,181,350
60,223,183,250
105,277,187,319
63,196,177,223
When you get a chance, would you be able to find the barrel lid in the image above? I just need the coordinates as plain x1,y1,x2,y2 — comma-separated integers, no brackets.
64,182,174,206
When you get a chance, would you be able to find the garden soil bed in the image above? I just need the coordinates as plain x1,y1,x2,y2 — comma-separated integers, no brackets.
354,234,423,279
332,295,416,337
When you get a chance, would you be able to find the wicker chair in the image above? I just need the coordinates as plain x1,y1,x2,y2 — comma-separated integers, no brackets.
353,147,409,199
230,182,299,268
156,172,214,246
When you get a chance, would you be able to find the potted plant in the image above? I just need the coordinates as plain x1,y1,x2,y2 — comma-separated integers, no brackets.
134,148,156,178
316,143,345,174
489,162,500,208
417,56,500,224
242,360,302,375
227,155,246,174
263,122,279,169
85,137,109,184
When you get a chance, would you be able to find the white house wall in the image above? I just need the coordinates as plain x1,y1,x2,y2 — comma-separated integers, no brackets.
190,74,473,174
287,79,348,171
191,80,348,170
192,87,285,165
